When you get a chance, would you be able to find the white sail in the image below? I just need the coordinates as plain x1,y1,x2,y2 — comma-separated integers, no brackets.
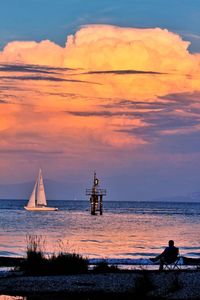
24,169,58,211
36,169,47,206
27,180,37,208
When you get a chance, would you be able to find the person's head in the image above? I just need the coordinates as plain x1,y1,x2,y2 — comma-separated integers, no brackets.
168,240,174,247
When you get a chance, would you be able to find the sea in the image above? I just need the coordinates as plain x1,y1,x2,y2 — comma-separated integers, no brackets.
1,199,200,265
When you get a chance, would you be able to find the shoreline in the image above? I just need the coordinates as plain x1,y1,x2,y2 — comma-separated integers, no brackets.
1,270,200,299
0,257,24,267
1,256,200,299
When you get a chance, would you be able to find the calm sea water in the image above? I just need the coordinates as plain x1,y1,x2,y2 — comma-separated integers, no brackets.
1,200,200,263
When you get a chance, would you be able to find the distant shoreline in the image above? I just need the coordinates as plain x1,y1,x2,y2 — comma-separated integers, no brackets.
1,199,200,203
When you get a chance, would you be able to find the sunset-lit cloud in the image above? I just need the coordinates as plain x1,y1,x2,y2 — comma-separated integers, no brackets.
1,25,200,73
1,25,200,197
64,25,200,73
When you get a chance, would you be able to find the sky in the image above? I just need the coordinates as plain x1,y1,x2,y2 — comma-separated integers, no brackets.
1,0,200,200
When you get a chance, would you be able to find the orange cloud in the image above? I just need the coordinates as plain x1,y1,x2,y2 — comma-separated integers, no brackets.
1,25,199,102
0,25,200,73
0,40,64,66
1,25,200,184
64,25,199,73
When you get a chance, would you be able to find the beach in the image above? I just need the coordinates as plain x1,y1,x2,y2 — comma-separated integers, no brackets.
1,269,200,299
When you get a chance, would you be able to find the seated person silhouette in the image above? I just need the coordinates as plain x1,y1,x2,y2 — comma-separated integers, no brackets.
150,240,179,270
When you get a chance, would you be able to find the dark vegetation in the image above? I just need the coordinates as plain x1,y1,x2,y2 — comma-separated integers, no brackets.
18,236,124,276
19,235,88,275
93,261,119,273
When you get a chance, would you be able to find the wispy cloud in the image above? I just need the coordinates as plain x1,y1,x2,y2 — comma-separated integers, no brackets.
83,69,164,75
179,31,200,40
0,74,98,84
66,110,134,117
0,99,9,104
0,63,75,74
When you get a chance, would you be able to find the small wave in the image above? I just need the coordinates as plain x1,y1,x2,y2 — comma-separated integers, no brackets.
89,257,184,266
181,246,200,250
185,252,200,257
0,251,21,257
89,258,152,265
117,252,157,257
80,239,102,243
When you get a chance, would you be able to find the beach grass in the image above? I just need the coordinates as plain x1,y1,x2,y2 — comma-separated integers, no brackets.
19,235,88,275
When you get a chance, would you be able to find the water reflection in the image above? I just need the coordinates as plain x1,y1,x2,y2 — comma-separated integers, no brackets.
1,201,200,262
1,205,200,259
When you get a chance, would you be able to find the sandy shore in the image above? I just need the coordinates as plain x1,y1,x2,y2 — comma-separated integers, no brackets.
1,270,200,299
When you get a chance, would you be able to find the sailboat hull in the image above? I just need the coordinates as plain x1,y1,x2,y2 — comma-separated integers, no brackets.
24,206,58,211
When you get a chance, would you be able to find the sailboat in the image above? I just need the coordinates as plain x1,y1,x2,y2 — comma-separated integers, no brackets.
24,169,58,211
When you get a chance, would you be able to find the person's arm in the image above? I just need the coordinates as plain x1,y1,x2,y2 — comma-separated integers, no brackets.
161,247,168,256
154,247,167,261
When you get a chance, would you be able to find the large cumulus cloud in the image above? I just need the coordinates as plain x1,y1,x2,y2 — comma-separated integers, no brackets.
64,25,199,73
0,25,200,73
1,25,200,187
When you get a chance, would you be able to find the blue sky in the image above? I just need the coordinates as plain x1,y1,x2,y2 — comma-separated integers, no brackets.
1,0,200,52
